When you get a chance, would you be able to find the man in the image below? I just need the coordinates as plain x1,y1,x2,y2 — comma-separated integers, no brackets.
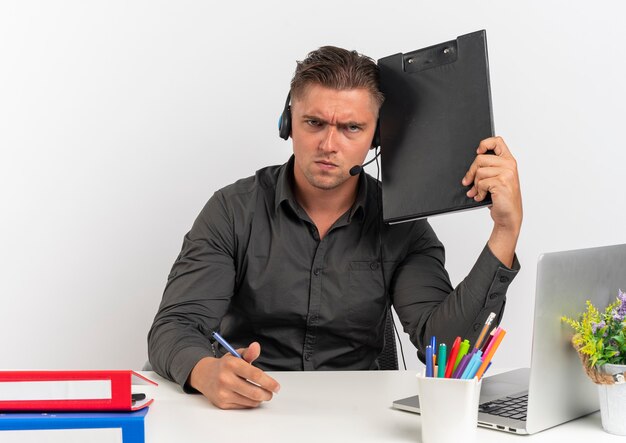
148,46,522,409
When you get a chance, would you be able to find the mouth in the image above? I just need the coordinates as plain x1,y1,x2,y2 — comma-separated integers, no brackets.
315,159,339,169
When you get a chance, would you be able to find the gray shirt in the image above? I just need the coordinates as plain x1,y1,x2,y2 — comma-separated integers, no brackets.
148,157,519,389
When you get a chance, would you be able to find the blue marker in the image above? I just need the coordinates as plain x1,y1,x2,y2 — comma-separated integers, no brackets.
462,350,483,379
430,336,437,353
211,331,242,358
425,345,434,377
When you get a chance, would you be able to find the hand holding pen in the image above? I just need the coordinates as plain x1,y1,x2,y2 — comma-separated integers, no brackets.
188,333,281,410
211,331,242,358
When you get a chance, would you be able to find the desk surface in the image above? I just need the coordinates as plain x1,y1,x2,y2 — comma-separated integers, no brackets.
141,370,618,443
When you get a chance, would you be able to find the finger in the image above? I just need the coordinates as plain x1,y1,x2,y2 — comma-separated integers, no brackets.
462,154,512,186
462,154,499,185
224,351,281,394
462,160,479,187
226,343,281,394
472,175,513,202
471,166,502,186
232,378,274,403
242,342,261,364
467,166,504,198
474,185,488,202
220,402,258,410
210,364,272,409
477,136,511,157
218,391,263,409
236,362,281,393
470,174,490,202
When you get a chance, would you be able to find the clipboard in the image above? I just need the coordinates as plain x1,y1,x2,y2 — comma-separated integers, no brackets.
378,30,494,224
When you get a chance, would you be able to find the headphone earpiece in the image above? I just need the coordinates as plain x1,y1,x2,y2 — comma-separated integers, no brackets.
278,93,292,141
371,120,381,149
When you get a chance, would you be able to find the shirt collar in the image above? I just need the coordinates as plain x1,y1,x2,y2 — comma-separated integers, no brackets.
275,155,368,222
349,170,367,222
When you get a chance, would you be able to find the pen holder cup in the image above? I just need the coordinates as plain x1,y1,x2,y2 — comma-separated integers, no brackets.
416,374,482,443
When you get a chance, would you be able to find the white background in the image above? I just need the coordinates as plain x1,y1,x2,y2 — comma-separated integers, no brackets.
1,1,625,373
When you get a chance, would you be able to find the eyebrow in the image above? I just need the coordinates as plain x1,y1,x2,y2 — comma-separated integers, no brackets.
301,114,368,127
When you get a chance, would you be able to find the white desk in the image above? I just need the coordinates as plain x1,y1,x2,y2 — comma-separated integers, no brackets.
141,370,619,443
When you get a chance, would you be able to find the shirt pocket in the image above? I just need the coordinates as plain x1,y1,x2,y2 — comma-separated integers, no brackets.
347,261,387,329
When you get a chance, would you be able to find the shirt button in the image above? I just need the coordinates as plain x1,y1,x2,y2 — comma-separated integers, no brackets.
304,353,311,361
473,323,480,331
370,262,379,270
490,293,499,300
499,276,509,283
313,268,320,276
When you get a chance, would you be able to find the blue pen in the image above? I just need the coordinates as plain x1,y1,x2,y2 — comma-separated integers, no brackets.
429,335,437,377
460,356,477,379
466,352,483,379
211,331,242,358
425,345,433,377
430,336,437,353
462,350,483,379
466,357,483,379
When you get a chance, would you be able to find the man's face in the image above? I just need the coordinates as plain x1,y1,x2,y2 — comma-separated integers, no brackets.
290,84,379,192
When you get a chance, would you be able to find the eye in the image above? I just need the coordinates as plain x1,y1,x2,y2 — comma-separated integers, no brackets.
346,124,362,133
306,119,323,128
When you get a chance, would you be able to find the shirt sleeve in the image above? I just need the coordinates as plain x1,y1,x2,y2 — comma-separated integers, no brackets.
147,190,236,390
390,222,520,362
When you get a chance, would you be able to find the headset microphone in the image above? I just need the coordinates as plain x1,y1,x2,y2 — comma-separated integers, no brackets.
349,148,381,176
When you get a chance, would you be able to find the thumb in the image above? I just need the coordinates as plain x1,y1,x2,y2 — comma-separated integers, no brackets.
241,341,261,364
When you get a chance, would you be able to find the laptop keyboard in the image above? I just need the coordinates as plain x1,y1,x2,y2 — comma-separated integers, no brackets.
479,392,528,421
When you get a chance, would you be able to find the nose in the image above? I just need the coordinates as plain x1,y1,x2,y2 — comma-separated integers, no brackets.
319,125,338,153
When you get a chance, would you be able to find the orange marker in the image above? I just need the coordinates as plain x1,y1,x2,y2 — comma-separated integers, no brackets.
474,329,506,380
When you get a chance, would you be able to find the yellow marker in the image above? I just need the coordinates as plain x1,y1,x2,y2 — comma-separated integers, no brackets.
452,339,470,373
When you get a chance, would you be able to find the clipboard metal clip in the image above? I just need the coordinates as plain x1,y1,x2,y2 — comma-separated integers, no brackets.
403,40,458,73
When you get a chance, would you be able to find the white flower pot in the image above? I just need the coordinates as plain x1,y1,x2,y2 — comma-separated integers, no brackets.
598,363,626,435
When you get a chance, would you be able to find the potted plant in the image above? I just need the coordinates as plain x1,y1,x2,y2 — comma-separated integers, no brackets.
561,289,626,435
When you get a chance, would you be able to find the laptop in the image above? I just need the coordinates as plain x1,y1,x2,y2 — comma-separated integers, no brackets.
392,243,626,434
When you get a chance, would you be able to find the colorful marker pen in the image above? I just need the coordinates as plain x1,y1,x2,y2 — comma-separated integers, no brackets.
453,339,471,373
452,354,471,379
425,345,434,377
437,343,447,378
464,350,483,379
445,337,461,378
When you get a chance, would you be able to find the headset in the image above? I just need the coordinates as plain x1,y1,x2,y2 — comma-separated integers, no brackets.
278,93,380,149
